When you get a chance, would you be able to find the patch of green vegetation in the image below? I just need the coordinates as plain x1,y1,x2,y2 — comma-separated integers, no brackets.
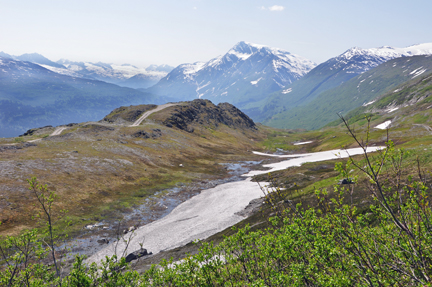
412,113,429,124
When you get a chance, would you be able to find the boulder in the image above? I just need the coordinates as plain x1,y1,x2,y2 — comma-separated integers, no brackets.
125,248,152,263
97,238,109,245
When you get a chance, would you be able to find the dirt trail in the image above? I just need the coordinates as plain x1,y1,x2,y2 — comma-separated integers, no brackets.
50,126,67,136
131,103,178,127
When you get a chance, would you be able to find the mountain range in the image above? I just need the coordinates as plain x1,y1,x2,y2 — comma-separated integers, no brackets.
246,43,432,123
0,52,173,89
2,41,432,137
147,41,316,107
265,54,432,129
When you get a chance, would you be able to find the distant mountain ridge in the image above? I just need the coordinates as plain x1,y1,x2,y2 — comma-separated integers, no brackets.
0,56,159,137
254,43,432,125
0,51,174,89
147,41,316,108
263,55,432,129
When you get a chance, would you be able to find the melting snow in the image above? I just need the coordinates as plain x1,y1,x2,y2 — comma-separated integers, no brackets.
375,120,392,130
363,100,376,107
387,107,399,113
282,88,292,94
250,77,262,85
293,141,313,145
246,147,384,176
410,67,427,79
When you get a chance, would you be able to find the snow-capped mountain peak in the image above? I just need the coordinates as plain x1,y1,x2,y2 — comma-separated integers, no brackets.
330,43,432,74
149,41,316,106
340,43,432,61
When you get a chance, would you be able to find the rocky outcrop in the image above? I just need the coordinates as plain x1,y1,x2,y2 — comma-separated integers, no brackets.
163,99,256,132
19,125,53,137
132,129,162,139
0,142,37,152
125,248,152,263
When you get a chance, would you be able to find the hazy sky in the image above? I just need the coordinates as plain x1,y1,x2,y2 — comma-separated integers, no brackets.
1,0,431,68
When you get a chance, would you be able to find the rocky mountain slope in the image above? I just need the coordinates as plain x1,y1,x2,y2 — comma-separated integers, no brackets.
147,41,316,108
252,43,432,125
0,56,158,137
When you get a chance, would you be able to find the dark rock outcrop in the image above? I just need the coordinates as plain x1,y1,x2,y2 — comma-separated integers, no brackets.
0,142,37,152
132,128,162,139
125,248,152,263
19,125,52,137
97,238,109,245
162,99,256,132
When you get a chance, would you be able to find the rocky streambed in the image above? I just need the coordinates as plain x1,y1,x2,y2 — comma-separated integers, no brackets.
85,146,383,266
60,160,263,261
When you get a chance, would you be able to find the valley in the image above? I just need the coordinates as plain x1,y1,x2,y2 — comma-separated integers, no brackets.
2,40,432,284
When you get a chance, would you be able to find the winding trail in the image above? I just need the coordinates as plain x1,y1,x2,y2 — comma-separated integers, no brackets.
131,103,178,127
87,146,383,265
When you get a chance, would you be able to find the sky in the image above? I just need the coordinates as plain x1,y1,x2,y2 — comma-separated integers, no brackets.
1,0,431,68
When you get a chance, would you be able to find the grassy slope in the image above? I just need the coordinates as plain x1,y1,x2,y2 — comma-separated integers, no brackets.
0,102,266,236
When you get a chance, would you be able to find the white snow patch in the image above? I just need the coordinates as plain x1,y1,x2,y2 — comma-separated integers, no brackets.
375,120,392,130
250,77,262,85
282,88,292,94
293,141,313,145
387,107,399,113
228,50,253,60
411,68,427,79
246,147,384,177
363,100,376,107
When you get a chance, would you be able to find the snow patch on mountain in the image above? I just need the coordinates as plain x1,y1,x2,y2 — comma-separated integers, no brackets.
363,100,376,107
410,67,428,79
251,78,262,85
375,120,392,130
282,88,292,94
